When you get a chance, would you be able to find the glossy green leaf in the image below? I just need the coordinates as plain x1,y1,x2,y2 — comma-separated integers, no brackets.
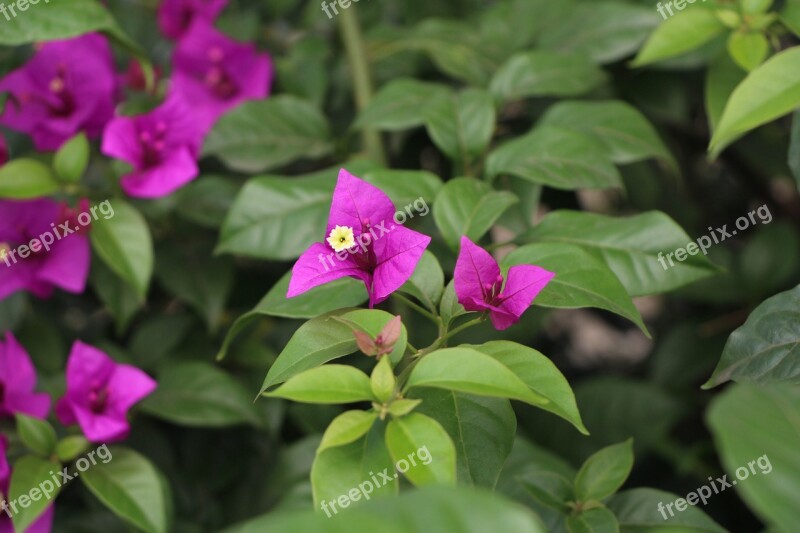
0,159,59,199
263,365,374,404
633,8,725,66
399,251,445,312
574,439,634,501
15,414,57,456
433,178,517,250
473,341,588,434
89,200,153,300
502,243,648,334
385,413,457,486
80,447,170,533
203,96,332,173
354,78,450,130
490,51,605,103
318,410,378,454
704,284,800,387
258,309,407,390
405,347,549,406
711,47,800,152
608,488,725,532
257,271,368,319
423,88,496,161
410,388,515,488
9,456,61,532
521,210,718,296
707,384,800,531
53,132,89,183
139,362,261,427
486,127,622,191
538,100,675,169
566,507,619,533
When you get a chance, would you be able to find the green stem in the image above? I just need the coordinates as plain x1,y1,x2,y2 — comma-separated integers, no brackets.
437,316,485,345
339,8,386,165
392,293,439,325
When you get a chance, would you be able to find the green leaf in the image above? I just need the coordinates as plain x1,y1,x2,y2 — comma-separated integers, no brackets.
55,436,90,463
318,410,378,454
0,0,116,44
423,88,496,161
501,243,648,335
574,439,634,501
203,96,332,173
490,51,606,103
440,280,468,326
409,388,515,488
15,414,57,456
782,0,800,36
388,399,422,418
53,132,90,183
707,384,800,531
521,210,719,296
255,270,368,320
538,3,659,64
263,364,374,404
362,169,443,207
89,253,141,333
711,47,800,152
433,178,517,250
405,347,549,407
473,341,588,434
727,31,770,72
80,447,170,533
311,422,398,509
537,100,675,170
703,284,800,387
486,127,622,191
174,175,239,229
743,0,773,14
355,79,450,130
566,507,619,533
791,109,800,190
216,162,376,260
139,362,261,427
257,309,408,390
9,456,61,532
371,356,396,403
399,251,444,312
633,8,725,66
705,53,747,133
0,159,59,199
89,200,153,300
385,413,457,486
608,488,725,532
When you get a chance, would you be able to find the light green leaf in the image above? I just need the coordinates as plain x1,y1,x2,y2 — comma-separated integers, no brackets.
399,251,445,312
705,53,747,133
0,0,116,44
80,447,170,533
371,357,396,403
15,414,57,456
574,439,634,501
139,362,261,427
704,284,800,387
203,96,333,173
433,178,517,250
318,410,378,454
474,341,588,434
405,347,549,407
440,280,468,326
521,210,719,296
502,243,648,334
53,132,89,183
486,127,622,191
9,456,61,532
490,51,606,103
0,159,59,199
633,8,725,66
263,365,374,404
385,413,457,486
89,200,153,300
727,31,769,72
55,436,89,463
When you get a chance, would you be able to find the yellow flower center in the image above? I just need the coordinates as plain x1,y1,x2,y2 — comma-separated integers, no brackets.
327,225,355,252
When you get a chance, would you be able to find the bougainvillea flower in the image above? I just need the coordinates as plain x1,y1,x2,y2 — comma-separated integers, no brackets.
171,21,273,129
101,95,205,198
0,436,54,533
56,341,156,443
287,169,431,307
455,237,555,330
0,198,90,300
157,0,228,40
0,33,116,151
0,333,51,419
0,134,8,167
